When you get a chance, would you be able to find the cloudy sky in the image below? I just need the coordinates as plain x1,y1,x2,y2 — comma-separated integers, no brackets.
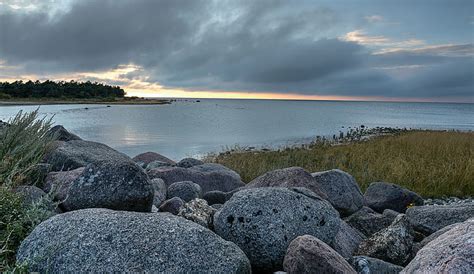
0,0,473,102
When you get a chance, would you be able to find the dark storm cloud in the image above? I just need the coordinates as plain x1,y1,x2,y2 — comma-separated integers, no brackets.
0,0,473,100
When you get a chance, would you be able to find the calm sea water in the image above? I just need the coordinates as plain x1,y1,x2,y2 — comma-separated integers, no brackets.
0,99,472,160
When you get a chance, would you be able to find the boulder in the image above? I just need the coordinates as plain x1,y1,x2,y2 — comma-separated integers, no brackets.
350,256,403,274
43,167,85,203
345,206,395,237
61,160,153,212
246,167,328,199
145,160,174,171
418,222,459,248
203,190,228,205
13,185,56,212
214,187,341,272
16,209,251,273
132,152,175,168
178,198,216,229
311,169,364,216
151,178,167,207
159,197,185,215
402,218,474,273
364,182,423,213
356,215,414,266
331,221,365,259
47,125,82,142
148,165,244,194
44,140,133,171
167,181,202,202
177,158,204,168
283,235,356,274
406,202,474,234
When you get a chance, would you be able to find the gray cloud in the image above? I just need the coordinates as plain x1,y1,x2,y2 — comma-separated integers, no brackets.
0,0,473,100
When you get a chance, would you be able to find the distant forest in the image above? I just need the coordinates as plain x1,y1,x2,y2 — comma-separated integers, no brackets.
0,80,126,99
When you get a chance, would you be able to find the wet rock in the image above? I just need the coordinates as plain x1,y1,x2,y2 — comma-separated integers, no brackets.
311,169,364,216
177,158,204,168
356,215,414,266
283,235,356,274
402,218,474,273
203,190,228,205
47,125,82,142
214,187,341,272
350,256,403,274
61,160,154,212
246,167,328,199
364,182,423,213
44,140,133,171
167,181,202,202
132,151,175,168
406,202,474,235
178,198,216,229
16,209,251,273
151,178,167,207
345,206,395,237
148,165,244,194
159,197,185,215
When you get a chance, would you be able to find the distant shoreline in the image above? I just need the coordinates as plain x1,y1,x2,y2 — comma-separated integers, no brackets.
0,98,172,106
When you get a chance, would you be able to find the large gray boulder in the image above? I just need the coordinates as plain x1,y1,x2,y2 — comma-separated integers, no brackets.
167,181,202,202
47,125,82,142
133,152,175,168
350,256,403,274
16,209,251,273
283,235,356,274
364,182,423,213
406,202,474,235
148,165,244,194
214,187,341,272
311,169,364,216
44,140,133,171
151,178,167,207
246,167,328,199
356,215,414,266
402,218,474,273
61,160,154,212
177,157,204,168
345,206,395,237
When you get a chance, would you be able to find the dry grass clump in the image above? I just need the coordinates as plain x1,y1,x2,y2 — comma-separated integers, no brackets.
213,131,474,197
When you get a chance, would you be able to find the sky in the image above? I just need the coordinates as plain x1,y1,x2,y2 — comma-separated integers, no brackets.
0,0,473,102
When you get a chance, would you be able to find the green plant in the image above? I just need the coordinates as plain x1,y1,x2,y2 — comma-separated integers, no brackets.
0,109,53,188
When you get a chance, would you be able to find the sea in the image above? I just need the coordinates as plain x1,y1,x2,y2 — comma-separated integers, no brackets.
0,99,472,160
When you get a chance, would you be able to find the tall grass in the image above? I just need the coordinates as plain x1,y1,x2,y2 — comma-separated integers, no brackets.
213,131,474,198
0,110,55,271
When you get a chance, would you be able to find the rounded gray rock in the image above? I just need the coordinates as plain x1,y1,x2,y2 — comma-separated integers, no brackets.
203,190,228,205
311,169,364,216
214,187,341,272
16,209,251,273
406,202,474,235
177,158,204,168
44,140,133,171
402,218,474,273
62,160,154,212
159,197,185,215
246,167,328,199
132,151,175,168
350,256,403,274
364,182,423,213
345,206,395,237
167,181,202,202
283,235,356,274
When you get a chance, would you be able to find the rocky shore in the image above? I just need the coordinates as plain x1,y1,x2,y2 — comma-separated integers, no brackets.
12,125,474,273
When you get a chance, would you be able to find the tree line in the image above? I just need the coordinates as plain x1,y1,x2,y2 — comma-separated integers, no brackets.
0,80,126,99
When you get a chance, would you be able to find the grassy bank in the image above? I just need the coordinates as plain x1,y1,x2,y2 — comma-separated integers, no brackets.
212,130,474,198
